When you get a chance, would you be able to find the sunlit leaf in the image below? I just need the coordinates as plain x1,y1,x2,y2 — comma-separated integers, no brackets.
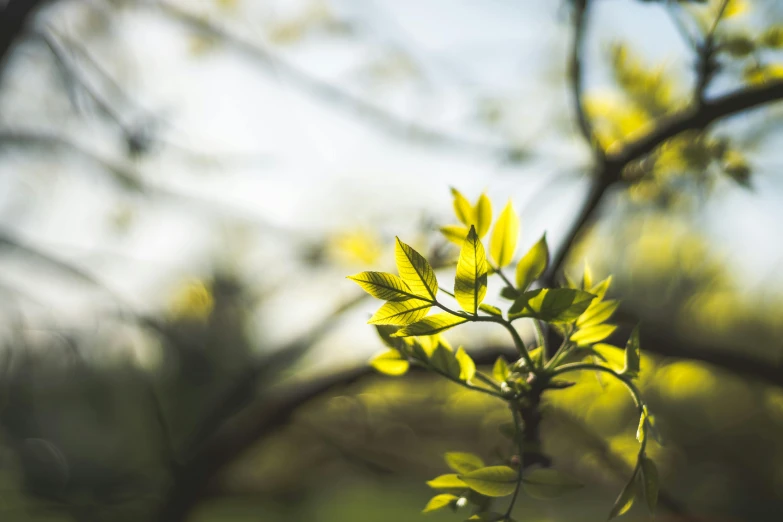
445,452,485,474
455,226,489,314
422,494,458,513
368,299,431,325
456,347,476,382
589,275,612,299
577,299,619,328
430,344,463,379
369,350,409,376
608,472,637,519
621,326,641,379
489,200,520,268
347,271,416,301
460,466,518,497
582,262,594,290
493,356,510,382
395,237,438,299
508,288,595,323
521,468,583,499
479,303,502,316
441,225,470,245
393,313,467,337
570,324,617,346
475,193,493,238
452,187,475,226
640,457,659,513
515,235,548,291
427,474,468,490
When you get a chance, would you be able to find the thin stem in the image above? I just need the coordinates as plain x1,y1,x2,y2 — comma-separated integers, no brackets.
474,372,502,391
532,320,548,364
493,265,516,291
504,408,525,519
438,286,456,299
551,363,644,412
423,363,507,399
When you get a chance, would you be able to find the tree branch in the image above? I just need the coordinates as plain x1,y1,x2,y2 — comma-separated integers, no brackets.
154,2,527,161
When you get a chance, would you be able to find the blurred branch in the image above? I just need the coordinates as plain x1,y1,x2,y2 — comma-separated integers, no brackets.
154,2,527,161
153,339,517,522
568,0,603,162
695,0,729,104
546,78,783,285
0,0,49,79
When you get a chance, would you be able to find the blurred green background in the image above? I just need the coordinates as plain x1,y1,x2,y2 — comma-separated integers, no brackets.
0,0,783,521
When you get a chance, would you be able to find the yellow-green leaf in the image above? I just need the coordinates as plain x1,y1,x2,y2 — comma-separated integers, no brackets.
521,468,583,499
445,452,485,474
515,235,548,291
451,187,475,226
570,324,617,346
479,303,502,316
430,344,462,379
493,356,510,382
621,325,641,379
395,237,438,299
393,313,468,337
368,299,431,325
582,262,594,290
369,350,409,376
577,299,619,328
455,347,476,382
422,494,458,513
427,473,468,490
489,201,520,268
460,466,518,497
466,512,505,522
475,193,492,238
455,226,488,314
608,472,637,519
347,271,416,301
508,288,594,323
440,224,470,245
640,457,659,513
589,275,613,300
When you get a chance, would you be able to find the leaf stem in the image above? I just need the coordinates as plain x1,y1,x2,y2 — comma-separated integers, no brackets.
421,361,507,399
493,265,516,291
473,371,502,391
504,407,525,519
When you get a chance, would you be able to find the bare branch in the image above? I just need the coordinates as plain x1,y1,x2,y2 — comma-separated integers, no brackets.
154,2,527,161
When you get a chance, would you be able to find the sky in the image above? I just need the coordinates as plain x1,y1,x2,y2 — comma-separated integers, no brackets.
0,0,782,368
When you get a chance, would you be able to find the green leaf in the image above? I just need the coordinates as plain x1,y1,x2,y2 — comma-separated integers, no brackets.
430,344,463,379
621,326,641,379
475,193,493,238
479,303,502,316
455,226,489,314
515,235,548,291
347,271,416,302
375,325,403,350
570,324,617,346
508,288,595,323
440,224,470,245
761,26,783,48
395,237,438,300
455,347,476,382
577,299,619,328
445,452,485,474
427,474,468,490
493,356,510,382
452,187,475,227
393,313,468,337
521,468,583,499
640,457,659,513
368,299,431,325
489,201,519,267
460,466,518,497
582,262,593,290
608,472,637,519
422,494,458,513
500,286,519,300
589,276,612,300
369,350,409,376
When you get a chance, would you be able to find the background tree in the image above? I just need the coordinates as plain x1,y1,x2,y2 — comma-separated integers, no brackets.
0,0,782,521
